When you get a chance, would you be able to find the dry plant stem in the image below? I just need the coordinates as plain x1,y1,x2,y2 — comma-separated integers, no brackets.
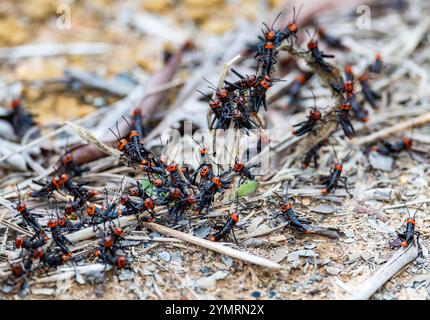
350,112,430,146
142,221,283,269
277,40,344,158
67,122,121,159
350,241,419,300
382,199,430,211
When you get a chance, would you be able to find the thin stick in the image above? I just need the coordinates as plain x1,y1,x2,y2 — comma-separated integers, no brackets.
141,221,283,269
351,112,430,146
350,241,419,300
382,199,430,211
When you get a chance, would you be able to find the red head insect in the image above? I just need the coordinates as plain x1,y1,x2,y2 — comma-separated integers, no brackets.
117,256,127,269
200,147,208,157
65,203,74,215
129,187,139,196
187,195,197,205
402,137,412,149
230,213,239,223
260,76,271,90
309,108,322,120
170,187,181,199
167,163,178,172
118,139,128,151
287,6,303,34
344,80,354,94
89,190,98,197
307,40,318,50
11,99,21,109
200,166,209,177
104,236,113,248
17,203,27,213
113,227,123,236
233,161,244,172
87,203,96,216
280,203,292,212
33,247,44,259
335,163,343,171
129,130,139,139
296,74,306,85
209,100,221,110
52,176,62,189
216,88,228,100
132,109,141,117
211,177,221,188
47,218,58,228
340,103,352,111
60,174,69,184
58,216,67,227
15,236,25,248
145,198,154,210
120,196,128,205
153,179,163,188
344,65,353,75
11,263,23,277
61,153,73,165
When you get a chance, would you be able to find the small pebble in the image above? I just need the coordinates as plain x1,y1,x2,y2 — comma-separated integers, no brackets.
221,255,233,267
159,251,171,262
345,229,355,238
200,266,211,274
251,291,261,298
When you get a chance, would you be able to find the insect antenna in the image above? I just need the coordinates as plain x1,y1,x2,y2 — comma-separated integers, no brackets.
16,184,22,206
402,200,413,219
271,12,282,30
231,68,245,79
413,202,425,218
341,149,353,164
121,115,133,132
331,145,340,163
203,77,219,91
196,89,213,101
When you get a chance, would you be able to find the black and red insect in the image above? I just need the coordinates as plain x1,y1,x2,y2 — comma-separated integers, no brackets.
292,95,322,136
336,103,355,139
368,53,383,74
320,149,352,196
15,187,48,238
0,98,37,139
306,27,335,74
370,137,413,156
389,203,423,249
274,185,313,234
47,217,74,256
358,73,380,110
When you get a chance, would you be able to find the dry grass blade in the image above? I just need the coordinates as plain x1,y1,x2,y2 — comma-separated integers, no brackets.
66,121,120,158
351,112,430,146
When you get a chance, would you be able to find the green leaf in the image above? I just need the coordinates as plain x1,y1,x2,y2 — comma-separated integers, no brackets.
139,179,153,194
236,180,259,197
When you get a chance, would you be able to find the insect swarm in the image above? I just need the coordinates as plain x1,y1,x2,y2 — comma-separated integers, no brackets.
0,2,423,301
